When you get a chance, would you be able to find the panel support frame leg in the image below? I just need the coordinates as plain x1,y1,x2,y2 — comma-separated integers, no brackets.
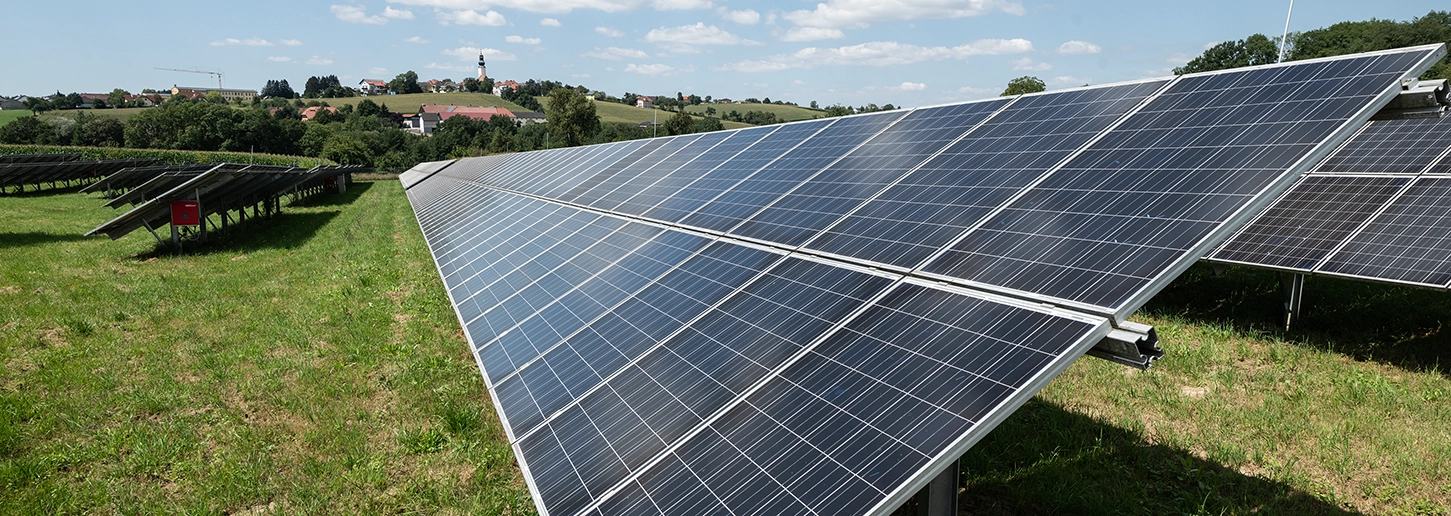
915,458,958,516
1283,273,1305,330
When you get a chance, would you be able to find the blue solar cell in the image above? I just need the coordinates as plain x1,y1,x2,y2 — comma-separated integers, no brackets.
645,121,828,224
682,111,907,234
731,99,1012,247
1210,175,1411,271
807,80,1169,269
564,134,705,206
1319,176,1451,286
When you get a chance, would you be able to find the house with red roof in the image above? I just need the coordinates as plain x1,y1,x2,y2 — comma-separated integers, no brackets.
358,79,388,96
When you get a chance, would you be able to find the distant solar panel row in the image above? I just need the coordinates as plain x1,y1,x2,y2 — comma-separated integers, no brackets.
1211,112,1451,289
0,158,161,193
405,45,1444,516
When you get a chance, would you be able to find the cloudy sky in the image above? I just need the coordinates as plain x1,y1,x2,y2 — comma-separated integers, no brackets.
2,1,1443,106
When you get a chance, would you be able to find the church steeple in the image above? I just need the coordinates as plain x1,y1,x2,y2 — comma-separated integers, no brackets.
477,54,487,81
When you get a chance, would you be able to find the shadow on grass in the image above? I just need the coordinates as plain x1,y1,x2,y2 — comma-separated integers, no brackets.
0,232,92,249
296,180,373,208
1143,262,1451,377
132,210,343,260
1,183,92,197
893,399,1353,516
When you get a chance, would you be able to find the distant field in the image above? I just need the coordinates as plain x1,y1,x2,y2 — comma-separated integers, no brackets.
315,92,526,114
0,110,32,127
581,99,753,129
683,102,824,123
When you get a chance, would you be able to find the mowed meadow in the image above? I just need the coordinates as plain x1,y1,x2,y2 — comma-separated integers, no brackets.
1,178,1448,514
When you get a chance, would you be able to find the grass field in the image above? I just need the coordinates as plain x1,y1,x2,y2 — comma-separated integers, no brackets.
0,181,531,514
682,102,825,123
312,92,527,115
0,110,32,128
581,101,753,129
2,183,1448,514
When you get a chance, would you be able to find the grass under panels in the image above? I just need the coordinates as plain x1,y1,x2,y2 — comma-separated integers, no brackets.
0,181,1446,514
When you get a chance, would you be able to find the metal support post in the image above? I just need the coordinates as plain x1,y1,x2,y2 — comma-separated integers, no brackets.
170,224,180,253
915,458,958,516
1283,273,1305,330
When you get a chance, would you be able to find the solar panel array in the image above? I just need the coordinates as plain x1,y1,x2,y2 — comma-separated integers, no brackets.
0,158,161,193
88,163,361,241
405,45,1444,516
1211,110,1451,289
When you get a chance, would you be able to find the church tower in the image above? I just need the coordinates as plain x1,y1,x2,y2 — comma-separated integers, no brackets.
477,54,487,82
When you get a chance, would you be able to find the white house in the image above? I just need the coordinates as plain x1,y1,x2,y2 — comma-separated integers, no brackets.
358,79,388,96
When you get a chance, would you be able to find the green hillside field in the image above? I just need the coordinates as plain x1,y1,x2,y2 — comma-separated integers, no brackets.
683,102,825,123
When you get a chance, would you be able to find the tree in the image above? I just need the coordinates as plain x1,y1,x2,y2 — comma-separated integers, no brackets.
1001,76,1046,96
356,98,382,118
691,116,724,133
388,71,423,94
0,116,54,144
304,75,343,98
321,133,372,165
823,105,853,117
1174,34,1279,75
810,100,819,109
205,91,224,104
663,109,694,136
107,88,130,108
1290,10,1451,79
23,97,53,115
261,79,297,99
79,117,125,147
545,87,600,146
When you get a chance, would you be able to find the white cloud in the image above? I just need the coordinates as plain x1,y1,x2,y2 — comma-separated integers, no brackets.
506,35,542,44
540,17,562,26
897,81,926,91
443,46,517,61
718,7,760,24
437,9,507,26
281,39,303,46
404,36,429,44
1057,40,1100,54
957,86,997,99
717,38,1033,71
780,27,845,41
307,56,335,65
596,26,624,37
572,73,593,79
652,0,711,9
331,5,387,24
582,47,650,60
211,37,275,46
386,0,712,14
383,6,415,18
1049,75,1091,87
426,62,471,72
783,0,1025,29
1203,41,1220,50
367,67,390,75
624,63,685,75
1011,57,1051,71
644,23,758,46
267,56,293,62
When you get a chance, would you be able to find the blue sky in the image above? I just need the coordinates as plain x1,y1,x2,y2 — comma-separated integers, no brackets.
2,1,1443,107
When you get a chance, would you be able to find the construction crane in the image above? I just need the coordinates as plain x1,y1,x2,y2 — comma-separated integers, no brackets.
155,67,224,89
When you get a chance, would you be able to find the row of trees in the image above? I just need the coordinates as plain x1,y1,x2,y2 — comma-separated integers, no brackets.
1176,10,1451,76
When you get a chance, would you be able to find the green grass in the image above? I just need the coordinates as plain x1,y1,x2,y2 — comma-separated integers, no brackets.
0,181,531,514
2,185,1448,515
581,100,753,129
314,92,528,115
0,110,30,128
683,103,824,123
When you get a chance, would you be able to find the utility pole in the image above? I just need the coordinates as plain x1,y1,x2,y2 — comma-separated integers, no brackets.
1278,0,1295,63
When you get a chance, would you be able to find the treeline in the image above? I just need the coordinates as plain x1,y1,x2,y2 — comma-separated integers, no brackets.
1176,10,1451,77
0,88,736,170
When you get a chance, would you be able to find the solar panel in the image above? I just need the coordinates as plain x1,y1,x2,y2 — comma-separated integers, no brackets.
403,44,1445,516
923,48,1437,314
398,159,457,189
1317,176,1451,287
1211,174,1412,271
806,80,1169,269
1209,106,1451,285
